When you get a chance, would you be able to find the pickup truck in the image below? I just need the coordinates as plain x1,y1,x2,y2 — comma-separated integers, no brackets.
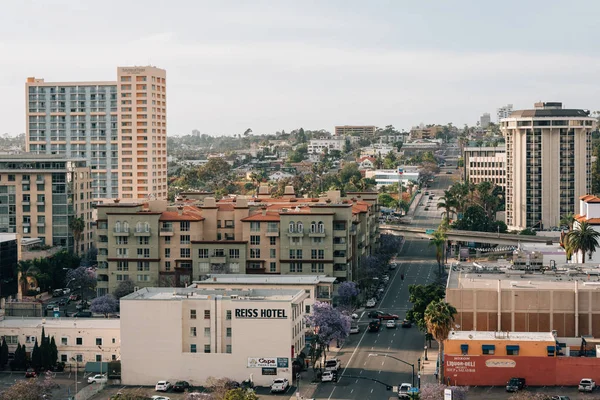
579,378,596,392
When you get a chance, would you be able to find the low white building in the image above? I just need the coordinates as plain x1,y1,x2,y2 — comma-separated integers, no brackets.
0,317,120,368
120,287,308,387
192,274,336,313
268,171,295,182
307,137,345,154
365,167,420,189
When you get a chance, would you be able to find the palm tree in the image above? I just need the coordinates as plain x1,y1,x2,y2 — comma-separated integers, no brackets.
567,221,600,263
560,213,575,231
424,299,457,385
69,216,85,256
429,230,447,275
560,231,574,262
437,191,456,226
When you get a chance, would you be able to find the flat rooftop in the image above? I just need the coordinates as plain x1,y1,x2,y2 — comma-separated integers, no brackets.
0,317,119,330
448,330,556,342
448,263,600,290
122,287,306,302
194,274,336,286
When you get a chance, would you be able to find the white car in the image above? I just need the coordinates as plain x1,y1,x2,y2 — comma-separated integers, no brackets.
351,313,359,319
155,381,172,392
579,378,596,392
398,383,413,398
324,358,341,371
366,298,376,308
87,374,107,384
321,371,335,382
350,325,360,334
270,378,289,393
151,396,171,400
386,320,397,329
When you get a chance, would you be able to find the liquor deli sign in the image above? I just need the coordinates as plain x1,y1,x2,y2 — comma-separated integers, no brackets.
248,357,289,368
446,356,477,374
446,356,517,375
235,308,288,319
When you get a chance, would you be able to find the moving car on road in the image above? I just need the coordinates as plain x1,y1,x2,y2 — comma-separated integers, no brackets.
579,378,596,392
321,371,335,382
401,319,412,328
378,313,399,321
368,319,381,332
324,358,341,371
386,320,396,329
270,378,289,393
350,324,360,334
398,383,413,398
366,298,377,308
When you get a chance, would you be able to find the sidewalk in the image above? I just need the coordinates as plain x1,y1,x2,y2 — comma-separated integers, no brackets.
289,338,347,400
419,340,440,387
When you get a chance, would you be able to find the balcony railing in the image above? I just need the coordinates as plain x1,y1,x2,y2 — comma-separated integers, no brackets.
160,227,173,236
134,227,151,236
113,228,130,236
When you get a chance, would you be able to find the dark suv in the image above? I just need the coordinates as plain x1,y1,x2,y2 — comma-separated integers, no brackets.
506,377,526,392
368,319,381,332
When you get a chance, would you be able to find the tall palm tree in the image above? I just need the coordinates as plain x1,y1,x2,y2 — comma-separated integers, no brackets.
560,213,575,231
429,230,447,275
560,231,574,262
437,190,456,226
567,221,600,263
424,299,457,385
69,216,85,256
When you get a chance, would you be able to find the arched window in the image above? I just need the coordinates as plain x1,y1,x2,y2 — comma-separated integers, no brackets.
136,222,143,232
115,221,121,232
310,221,316,233
317,221,324,233
297,222,303,233
144,222,150,232
289,221,295,233
123,221,129,232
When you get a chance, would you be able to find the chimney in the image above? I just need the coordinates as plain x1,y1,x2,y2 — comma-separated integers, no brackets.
204,197,216,207
262,208,267,216
177,206,184,216
113,198,120,204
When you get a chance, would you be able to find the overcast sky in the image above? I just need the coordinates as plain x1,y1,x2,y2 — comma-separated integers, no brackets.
1,0,599,136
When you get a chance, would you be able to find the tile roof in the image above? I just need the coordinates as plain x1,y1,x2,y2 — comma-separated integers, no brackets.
160,205,205,221
240,211,281,222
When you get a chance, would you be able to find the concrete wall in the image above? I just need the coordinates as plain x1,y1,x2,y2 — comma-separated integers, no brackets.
445,354,600,386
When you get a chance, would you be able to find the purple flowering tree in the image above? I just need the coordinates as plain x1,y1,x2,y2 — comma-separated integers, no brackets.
337,281,360,312
90,294,118,317
65,266,97,293
305,301,351,375
419,383,468,400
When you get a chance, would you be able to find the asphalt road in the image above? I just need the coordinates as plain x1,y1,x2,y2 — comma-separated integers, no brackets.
312,173,453,400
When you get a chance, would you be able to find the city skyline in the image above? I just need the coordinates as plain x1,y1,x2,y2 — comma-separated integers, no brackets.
2,0,600,136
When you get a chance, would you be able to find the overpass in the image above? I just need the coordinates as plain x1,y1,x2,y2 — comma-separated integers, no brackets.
379,224,560,246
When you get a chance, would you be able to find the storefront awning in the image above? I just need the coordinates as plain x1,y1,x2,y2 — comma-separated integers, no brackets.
482,344,495,350
506,345,520,351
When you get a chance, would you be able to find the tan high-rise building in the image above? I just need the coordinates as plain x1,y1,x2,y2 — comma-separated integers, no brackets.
25,66,168,202
501,102,596,231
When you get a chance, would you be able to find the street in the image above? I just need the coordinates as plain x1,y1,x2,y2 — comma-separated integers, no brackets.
311,171,454,400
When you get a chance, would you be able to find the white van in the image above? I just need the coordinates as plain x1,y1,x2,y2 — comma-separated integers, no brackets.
324,358,341,371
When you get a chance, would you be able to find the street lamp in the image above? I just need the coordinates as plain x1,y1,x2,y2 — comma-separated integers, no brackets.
70,357,79,395
368,353,415,388
424,346,428,361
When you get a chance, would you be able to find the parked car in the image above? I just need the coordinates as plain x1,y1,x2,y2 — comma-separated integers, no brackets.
324,358,341,371
350,325,360,334
270,378,289,393
88,374,108,384
172,381,190,392
73,311,92,318
151,396,171,400
368,319,381,332
579,378,596,392
550,397,571,400
46,303,57,310
398,383,413,398
321,371,335,382
58,298,68,306
506,377,526,392
446,171,453,174
69,294,81,301
366,298,376,308
386,320,396,329
25,368,36,378
401,319,412,328
155,381,172,392
52,289,64,297
63,288,71,295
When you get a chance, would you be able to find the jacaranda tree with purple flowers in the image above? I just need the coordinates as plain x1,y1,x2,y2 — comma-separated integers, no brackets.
337,281,360,311
305,301,351,377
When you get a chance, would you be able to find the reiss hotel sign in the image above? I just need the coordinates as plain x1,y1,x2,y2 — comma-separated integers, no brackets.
235,308,288,319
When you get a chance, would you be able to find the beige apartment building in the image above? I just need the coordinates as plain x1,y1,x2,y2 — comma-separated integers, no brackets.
335,125,377,136
120,287,307,386
446,265,600,338
0,317,120,369
463,146,506,189
409,125,442,140
192,274,336,313
25,66,168,202
95,188,379,295
501,102,596,231
0,154,92,252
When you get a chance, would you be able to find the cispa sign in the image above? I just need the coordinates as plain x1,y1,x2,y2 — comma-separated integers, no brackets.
235,308,288,319
248,358,277,368
485,359,516,368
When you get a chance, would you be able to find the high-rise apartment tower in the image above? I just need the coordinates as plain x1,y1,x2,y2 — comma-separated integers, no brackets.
25,66,168,202
501,102,596,231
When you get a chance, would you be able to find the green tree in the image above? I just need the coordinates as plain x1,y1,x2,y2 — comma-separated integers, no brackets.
68,216,85,255
567,221,600,263
0,338,8,369
378,193,397,208
519,228,536,236
339,163,361,185
424,299,457,384
31,341,41,371
49,337,58,369
224,388,260,400
406,284,446,331
560,213,575,230
429,230,447,275
437,191,456,226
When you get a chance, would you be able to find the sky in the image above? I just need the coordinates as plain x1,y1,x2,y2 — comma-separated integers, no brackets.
1,0,599,136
